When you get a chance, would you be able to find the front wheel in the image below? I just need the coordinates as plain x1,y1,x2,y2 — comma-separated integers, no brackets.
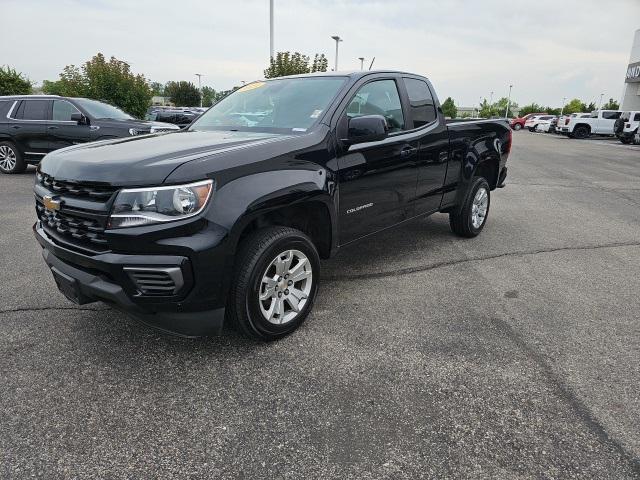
513,124,522,131
228,226,320,340
449,177,491,238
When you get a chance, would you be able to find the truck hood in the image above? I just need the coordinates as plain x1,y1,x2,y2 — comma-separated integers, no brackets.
39,130,289,186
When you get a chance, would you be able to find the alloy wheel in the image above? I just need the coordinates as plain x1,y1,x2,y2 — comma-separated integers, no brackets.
0,145,17,172
471,187,489,229
258,249,313,325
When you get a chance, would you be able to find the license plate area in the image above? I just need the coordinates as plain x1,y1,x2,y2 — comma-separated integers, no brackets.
50,266,93,305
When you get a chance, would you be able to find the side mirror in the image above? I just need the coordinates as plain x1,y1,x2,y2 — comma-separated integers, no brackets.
71,113,88,125
344,115,388,145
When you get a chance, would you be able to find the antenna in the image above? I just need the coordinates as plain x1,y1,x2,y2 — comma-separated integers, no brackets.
368,57,375,70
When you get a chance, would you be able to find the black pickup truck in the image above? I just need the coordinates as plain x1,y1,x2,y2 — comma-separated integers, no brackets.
33,71,511,340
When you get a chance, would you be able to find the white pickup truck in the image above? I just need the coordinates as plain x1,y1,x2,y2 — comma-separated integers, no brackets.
565,110,622,139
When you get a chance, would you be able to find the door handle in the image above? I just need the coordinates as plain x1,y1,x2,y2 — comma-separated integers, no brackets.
400,146,417,158
47,126,59,130
11,125,20,129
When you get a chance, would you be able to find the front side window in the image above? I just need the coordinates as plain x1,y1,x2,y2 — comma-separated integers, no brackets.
191,77,347,134
402,78,436,127
20,100,48,120
52,100,80,121
346,79,405,132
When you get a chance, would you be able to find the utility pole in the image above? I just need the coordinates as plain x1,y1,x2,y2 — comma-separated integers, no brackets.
368,57,375,70
489,91,494,105
560,96,567,116
505,84,513,119
598,93,604,110
195,73,203,108
331,36,342,71
269,0,274,60
358,57,365,70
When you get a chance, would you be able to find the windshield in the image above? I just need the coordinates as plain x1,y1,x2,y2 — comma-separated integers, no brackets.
190,77,347,134
74,98,134,120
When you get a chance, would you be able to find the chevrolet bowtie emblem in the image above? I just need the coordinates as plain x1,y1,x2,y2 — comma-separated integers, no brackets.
43,195,61,212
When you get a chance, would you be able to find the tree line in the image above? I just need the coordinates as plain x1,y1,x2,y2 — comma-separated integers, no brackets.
2,55,620,120
441,96,620,119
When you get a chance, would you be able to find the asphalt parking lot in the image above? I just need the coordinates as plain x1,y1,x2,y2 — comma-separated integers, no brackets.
1,132,639,479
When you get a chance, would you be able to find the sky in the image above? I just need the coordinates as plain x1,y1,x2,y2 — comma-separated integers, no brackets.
3,0,639,108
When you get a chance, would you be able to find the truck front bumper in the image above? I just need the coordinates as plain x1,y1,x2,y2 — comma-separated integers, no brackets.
34,222,226,337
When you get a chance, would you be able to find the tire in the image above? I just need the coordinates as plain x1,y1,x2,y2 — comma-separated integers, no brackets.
449,177,491,238
513,124,522,131
228,226,320,340
528,126,536,132
0,142,26,174
620,137,632,145
573,125,589,139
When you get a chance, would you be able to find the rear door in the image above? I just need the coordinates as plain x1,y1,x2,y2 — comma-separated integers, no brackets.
8,99,50,157
335,76,419,244
598,111,621,134
47,99,93,150
401,76,449,215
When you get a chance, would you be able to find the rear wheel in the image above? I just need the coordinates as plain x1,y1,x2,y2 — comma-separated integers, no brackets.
449,177,490,238
573,125,590,139
513,124,522,131
0,142,26,174
228,226,320,340
620,137,632,144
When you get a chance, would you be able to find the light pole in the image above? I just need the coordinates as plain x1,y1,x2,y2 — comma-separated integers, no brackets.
598,93,604,110
560,96,567,116
358,57,365,70
505,84,513,119
489,91,494,105
269,0,274,60
195,73,203,108
331,35,342,71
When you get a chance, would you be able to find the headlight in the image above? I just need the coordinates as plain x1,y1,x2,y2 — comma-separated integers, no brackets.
108,180,214,228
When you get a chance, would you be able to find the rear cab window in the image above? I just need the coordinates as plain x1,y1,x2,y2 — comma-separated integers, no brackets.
402,77,437,128
602,111,621,120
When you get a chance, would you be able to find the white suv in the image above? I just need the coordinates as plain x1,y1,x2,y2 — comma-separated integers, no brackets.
524,115,555,132
614,111,640,144
566,110,622,139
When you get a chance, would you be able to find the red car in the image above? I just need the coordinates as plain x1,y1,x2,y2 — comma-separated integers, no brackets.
510,113,546,131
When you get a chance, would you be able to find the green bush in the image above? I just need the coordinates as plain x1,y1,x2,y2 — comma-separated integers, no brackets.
0,66,32,95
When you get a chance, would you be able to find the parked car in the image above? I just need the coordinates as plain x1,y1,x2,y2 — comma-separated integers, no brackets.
564,110,622,139
613,111,640,144
509,113,546,131
146,108,200,128
557,113,590,134
0,95,179,174
525,115,555,132
533,116,557,133
34,71,511,340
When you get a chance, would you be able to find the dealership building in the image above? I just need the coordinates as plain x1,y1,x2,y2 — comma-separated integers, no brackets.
621,29,640,111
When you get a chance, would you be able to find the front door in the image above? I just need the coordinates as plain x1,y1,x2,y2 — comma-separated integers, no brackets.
336,78,418,245
47,99,93,151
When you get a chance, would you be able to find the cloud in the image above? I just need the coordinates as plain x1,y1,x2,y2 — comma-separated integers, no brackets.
3,0,639,107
